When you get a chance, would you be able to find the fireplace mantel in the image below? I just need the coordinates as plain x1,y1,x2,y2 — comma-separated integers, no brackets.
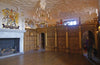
0,28,25,59
0,28,26,33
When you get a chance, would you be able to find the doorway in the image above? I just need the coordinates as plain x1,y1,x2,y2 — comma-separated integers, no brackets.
41,33,45,49
82,31,95,56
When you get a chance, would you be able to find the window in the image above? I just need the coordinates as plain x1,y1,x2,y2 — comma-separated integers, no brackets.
63,19,77,26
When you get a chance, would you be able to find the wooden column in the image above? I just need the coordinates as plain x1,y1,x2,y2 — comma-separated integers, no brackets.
79,26,82,49
97,32,100,58
45,33,47,47
94,18,98,49
55,28,57,51
66,27,69,53
79,17,82,49
66,32,69,52
36,33,40,49
78,18,82,54
95,31,98,49
66,27,68,48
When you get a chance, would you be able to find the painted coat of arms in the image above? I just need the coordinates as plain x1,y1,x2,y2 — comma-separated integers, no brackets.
2,8,19,29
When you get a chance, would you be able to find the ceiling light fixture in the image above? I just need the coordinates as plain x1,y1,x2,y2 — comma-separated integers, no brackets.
32,0,52,26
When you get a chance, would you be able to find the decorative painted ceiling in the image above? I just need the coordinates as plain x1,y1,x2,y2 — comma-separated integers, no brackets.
0,0,99,24
0,0,61,10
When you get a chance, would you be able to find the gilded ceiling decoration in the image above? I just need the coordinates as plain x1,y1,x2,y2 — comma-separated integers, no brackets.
0,0,99,24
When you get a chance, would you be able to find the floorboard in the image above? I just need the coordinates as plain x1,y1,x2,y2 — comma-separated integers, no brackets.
0,51,92,65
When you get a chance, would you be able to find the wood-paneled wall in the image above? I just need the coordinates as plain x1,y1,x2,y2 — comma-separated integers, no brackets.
57,26,66,52
24,29,37,53
68,26,80,53
46,26,55,51
24,24,97,53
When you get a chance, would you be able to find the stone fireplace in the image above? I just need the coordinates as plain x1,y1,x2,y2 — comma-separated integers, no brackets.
0,38,20,56
0,28,25,59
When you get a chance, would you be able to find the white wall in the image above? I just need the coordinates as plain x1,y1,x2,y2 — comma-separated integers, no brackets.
0,2,25,30
0,3,26,53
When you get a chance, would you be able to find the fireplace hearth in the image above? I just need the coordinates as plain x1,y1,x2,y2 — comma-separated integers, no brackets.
0,38,19,56
0,28,25,58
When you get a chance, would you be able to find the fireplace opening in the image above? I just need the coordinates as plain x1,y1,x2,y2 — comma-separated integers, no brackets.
0,38,20,56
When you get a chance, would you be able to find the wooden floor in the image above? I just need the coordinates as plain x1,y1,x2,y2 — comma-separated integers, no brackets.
0,51,92,65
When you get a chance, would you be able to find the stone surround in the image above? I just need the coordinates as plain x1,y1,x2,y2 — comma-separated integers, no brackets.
0,28,25,58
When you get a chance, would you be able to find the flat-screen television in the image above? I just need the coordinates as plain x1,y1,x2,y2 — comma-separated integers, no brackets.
63,19,78,26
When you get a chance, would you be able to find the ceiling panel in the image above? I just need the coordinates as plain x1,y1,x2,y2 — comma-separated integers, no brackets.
0,0,98,24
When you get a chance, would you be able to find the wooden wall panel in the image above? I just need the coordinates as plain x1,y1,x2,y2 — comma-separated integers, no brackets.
57,26,66,52
24,29,37,53
23,24,97,53
81,25,96,34
68,26,80,53
46,27,55,51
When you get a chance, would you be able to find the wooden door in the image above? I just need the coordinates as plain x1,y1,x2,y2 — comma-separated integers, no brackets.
57,26,66,52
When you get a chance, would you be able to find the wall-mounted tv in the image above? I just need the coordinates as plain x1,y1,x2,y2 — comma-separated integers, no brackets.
63,18,79,26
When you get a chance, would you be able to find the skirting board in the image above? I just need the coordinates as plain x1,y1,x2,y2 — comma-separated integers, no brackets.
0,52,24,59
